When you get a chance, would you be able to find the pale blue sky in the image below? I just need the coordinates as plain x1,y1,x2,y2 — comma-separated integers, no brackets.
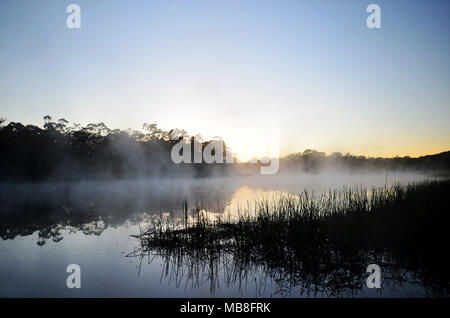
0,0,449,158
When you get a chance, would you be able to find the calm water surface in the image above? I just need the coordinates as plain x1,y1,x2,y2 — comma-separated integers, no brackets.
0,172,436,297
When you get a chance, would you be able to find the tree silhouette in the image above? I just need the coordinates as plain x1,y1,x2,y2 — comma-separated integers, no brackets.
0,116,237,181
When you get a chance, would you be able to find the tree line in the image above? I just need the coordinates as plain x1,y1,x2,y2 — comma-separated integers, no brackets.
0,116,230,181
0,116,448,181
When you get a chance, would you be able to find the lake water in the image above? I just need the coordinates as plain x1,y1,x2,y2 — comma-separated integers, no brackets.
0,172,439,297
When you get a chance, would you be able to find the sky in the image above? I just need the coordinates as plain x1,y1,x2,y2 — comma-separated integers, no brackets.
0,0,449,160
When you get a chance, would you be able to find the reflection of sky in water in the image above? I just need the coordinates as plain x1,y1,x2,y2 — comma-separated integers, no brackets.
0,224,426,297
224,172,432,219
0,173,436,297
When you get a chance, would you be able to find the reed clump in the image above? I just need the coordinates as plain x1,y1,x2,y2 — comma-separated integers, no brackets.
130,179,450,296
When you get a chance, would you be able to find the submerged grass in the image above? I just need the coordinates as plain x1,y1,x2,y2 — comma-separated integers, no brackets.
129,179,450,296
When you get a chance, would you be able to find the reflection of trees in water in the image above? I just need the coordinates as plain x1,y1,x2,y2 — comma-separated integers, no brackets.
0,180,239,245
36,219,108,245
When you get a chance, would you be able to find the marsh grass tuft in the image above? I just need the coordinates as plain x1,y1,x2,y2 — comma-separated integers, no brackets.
129,179,450,296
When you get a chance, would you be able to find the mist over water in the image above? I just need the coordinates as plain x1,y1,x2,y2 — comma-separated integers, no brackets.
0,171,439,297
0,171,433,233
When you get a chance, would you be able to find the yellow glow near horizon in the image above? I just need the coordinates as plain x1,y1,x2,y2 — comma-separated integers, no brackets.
226,135,450,161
